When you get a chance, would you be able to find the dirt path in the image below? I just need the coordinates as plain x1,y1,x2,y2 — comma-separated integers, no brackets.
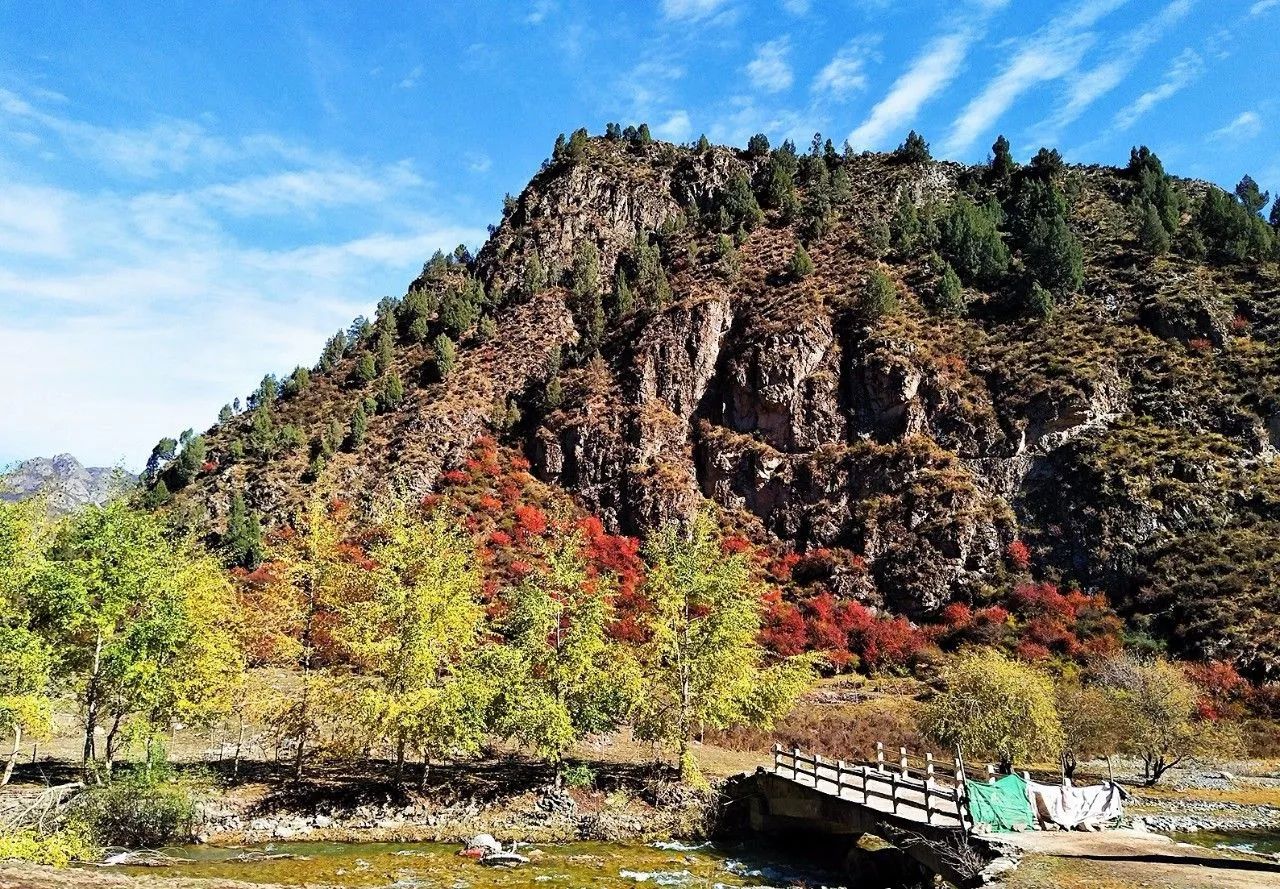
999,829,1280,889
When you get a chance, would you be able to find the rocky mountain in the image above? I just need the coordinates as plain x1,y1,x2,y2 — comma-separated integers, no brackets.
157,131,1280,678
2,454,133,513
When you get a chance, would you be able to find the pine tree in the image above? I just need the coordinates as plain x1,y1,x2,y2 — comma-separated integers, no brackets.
283,366,311,398
696,134,711,152
375,331,395,375
787,243,815,280
1137,201,1171,256
225,491,264,569
218,404,233,423
939,195,1009,285
717,172,764,232
522,252,546,297
1026,213,1084,295
991,134,1016,180
611,269,635,317
348,403,368,449
895,130,930,163
861,268,899,319
1025,281,1055,319
1235,174,1270,216
355,352,377,385
747,132,771,157
890,189,921,252
380,371,405,411
434,334,457,379
932,263,966,316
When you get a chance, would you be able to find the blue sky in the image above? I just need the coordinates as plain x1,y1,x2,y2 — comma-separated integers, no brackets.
2,0,1277,468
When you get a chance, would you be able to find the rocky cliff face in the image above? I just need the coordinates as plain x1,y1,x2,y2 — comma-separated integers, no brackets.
168,137,1280,677
2,454,132,513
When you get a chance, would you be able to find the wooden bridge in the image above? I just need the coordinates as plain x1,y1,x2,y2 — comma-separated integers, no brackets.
735,744,1017,887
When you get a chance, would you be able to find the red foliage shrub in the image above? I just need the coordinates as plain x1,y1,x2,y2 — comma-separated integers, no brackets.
768,552,801,583
760,590,807,657
1185,660,1248,704
513,504,547,537
1005,539,1031,571
1231,314,1250,334
1014,640,1052,662
860,617,927,670
509,454,532,472
478,494,503,513
1188,337,1214,353
721,534,752,555
200,460,218,474
489,529,512,548
940,603,973,628
440,469,471,486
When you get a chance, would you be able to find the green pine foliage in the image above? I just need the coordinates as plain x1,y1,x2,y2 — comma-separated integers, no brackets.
894,129,930,163
938,196,1009,285
860,268,900,319
433,334,457,380
786,243,815,280
224,491,264,569
931,263,966,316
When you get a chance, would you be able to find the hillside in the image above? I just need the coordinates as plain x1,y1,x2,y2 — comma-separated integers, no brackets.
2,454,132,513
155,130,1280,678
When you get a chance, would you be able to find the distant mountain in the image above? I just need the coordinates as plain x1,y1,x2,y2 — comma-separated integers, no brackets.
1,454,134,513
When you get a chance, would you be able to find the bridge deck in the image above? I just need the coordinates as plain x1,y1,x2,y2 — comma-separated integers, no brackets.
770,745,969,832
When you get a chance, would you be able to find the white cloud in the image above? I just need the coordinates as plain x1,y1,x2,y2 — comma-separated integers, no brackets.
847,31,971,149
746,39,794,93
466,152,493,173
812,39,875,100
525,0,557,24
1112,47,1202,130
1211,110,1262,141
398,65,423,89
781,0,810,13
1251,0,1279,14
1037,0,1194,139
943,0,1131,155
661,0,731,21
0,88,484,466
655,110,693,142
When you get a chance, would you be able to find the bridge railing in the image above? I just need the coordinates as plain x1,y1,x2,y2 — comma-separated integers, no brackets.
771,743,973,830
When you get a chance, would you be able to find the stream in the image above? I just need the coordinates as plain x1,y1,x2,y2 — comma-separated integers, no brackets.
90,840,848,888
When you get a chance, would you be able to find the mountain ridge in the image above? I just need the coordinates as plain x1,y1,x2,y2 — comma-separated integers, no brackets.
153,130,1280,677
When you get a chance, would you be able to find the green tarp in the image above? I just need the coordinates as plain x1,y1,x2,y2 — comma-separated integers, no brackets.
965,774,1035,832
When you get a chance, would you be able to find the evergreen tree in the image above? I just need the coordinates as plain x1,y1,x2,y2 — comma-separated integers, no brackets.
224,491,264,569
433,334,457,379
250,374,279,409
355,352,377,385
1137,201,1171,256
144,437,178,483
248,407,277,457
746,132,771,157
566,127,589,164
895,130,930,163
522,252,547,297
348,403,368,449
1128,146,1180,235
439,283,480,336
991,134,1016,180
1025,281,1055,319
374,331,394,375
716,172,764,232
635,123,652,145
866,218,891,258
1028,147,1065,179
890,189,921,252
218,404,234,423
696,134,711,152
787,243,815,280
932,263,966,316
939,195,1010,285
1025,212,1084,295
174,434,207,486
282,366,311,398
347,315,372,345
379,371,405,411
1235,174,1270,216
830,164,853,205
611,268,635,317
714,233,742,279
762,154,799,218
860,268,899,319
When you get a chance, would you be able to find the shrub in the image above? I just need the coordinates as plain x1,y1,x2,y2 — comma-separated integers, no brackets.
0,825,96,867
787,244,815,280
931,263,965,316
1024,281,1054,319
434,334,457,379
73,776,199,848
562,762,596,788
1137,201,1171,255
938,196,1009,285
859,269,899,319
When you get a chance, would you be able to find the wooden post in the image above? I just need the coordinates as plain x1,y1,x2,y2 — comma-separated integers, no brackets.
835,758,844,797
986,764,996,785
890,772,898,813
899,746,908,776
772,742,782,774
955,744,971,835
876,742,885,773
924,752,935,825
792,747,801,781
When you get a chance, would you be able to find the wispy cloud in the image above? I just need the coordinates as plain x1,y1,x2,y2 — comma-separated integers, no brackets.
781,0,810,13
943,0,1132,155
661,0,732,21
746,38,794,93
1113,47,1202,130
0,86,482,466
1250,0,1279,15
398,65,423,89
1036,0,1194,141
847,31,971,149
1211,110,1262,141
525,0,557,24
811,38,877,100
655,110,693,141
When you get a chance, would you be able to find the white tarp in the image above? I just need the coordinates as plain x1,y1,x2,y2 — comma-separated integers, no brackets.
1026,780,1124,830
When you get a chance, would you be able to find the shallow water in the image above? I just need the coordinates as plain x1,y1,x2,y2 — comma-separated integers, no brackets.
94,840,847,888
1171,829,1280,857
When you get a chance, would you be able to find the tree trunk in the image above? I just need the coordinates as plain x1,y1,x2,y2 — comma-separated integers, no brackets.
82,629,104,779
233,717,246,780
394,734,406,784
419,750,429,792
104,712,124,779
1,724,22,787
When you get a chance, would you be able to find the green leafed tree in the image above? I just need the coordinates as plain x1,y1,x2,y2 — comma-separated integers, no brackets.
224,491,264,569
931,262,966,317
634,512,815,784
433,334,457,379
492,532,638,779
924,649,1063,772
787,243,815,280
938,196,1009,286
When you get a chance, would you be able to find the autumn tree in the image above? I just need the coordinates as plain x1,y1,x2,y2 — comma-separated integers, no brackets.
342,505,496,785
1093,653,1240,785
30,501,241,779
492,530,638,780
0,499,56,785
634,512,815,783
924,649,1062,772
